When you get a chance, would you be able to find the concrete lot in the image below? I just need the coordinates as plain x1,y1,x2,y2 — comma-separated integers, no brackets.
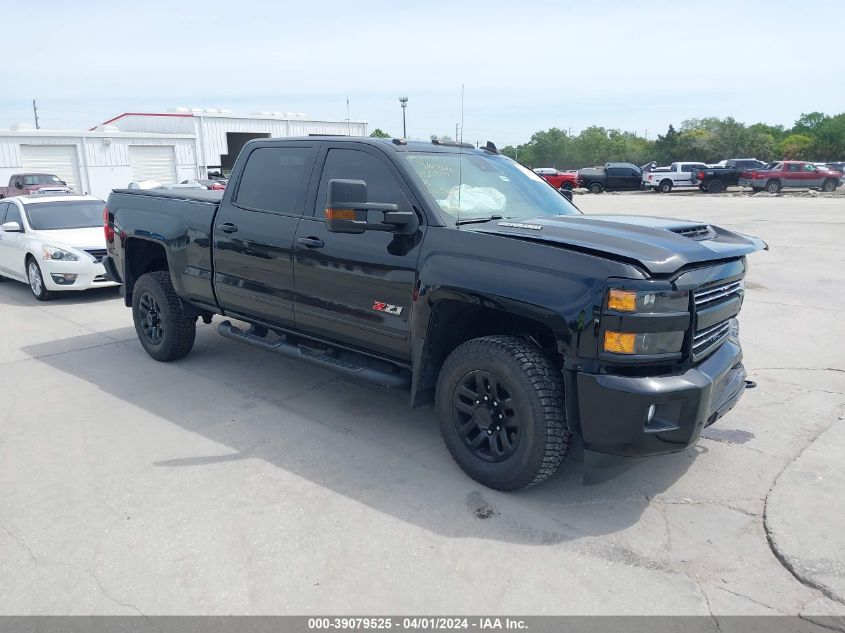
1,193,844,617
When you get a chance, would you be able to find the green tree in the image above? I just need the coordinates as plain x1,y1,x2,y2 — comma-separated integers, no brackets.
369,128,390,138
777,134,815,159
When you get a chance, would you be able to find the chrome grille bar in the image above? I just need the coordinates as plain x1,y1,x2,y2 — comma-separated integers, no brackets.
694,280,742,307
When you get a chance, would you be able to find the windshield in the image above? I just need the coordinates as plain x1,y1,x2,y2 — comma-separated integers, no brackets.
404,152,580,222
24,201,104,230
22,174,62,185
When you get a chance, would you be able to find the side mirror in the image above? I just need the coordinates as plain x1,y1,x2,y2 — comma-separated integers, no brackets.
1,221,22,232
60,180,67,186
14,181,22,189
325,179,419,234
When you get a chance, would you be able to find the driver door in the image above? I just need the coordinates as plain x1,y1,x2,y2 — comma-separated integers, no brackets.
0,201,26,279
293,144,425,361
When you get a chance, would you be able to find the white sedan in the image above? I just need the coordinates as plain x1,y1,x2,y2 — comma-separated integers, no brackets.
0,194,119,301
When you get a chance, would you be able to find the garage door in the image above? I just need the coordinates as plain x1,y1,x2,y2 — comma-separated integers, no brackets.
129,145,177,184
20,145,82,193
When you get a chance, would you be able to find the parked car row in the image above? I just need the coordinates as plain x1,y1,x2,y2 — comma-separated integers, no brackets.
535,157,843,194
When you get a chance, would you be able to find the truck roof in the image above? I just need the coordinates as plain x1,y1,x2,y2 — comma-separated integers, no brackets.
268,135,497,156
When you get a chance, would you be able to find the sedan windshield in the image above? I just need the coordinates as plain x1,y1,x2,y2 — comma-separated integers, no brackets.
24,201,104,230
404,152,580,222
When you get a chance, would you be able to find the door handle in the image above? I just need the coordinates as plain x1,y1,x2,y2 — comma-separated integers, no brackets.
217,223,238,234
297,237,325,248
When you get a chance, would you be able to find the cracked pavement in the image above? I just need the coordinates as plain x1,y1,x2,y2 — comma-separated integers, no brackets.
0,194,843,617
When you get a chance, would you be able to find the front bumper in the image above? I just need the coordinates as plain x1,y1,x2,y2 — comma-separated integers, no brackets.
40,257,119,292
575,338,746,459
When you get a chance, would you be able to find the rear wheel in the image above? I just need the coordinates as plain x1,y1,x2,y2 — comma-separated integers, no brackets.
436,335,571,490
658,179,673,193
765,179,781,194
706,179,725,193
132,271,196,361
588,182,603,194
26,257,53,301
821,179,836,192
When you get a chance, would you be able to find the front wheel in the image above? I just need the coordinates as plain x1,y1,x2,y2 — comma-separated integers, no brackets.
26,258,53,301
588,182,603,194
821,179,836,192
435,335,572,490
132,271,196,362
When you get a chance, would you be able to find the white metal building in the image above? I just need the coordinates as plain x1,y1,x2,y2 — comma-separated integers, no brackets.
0,109,367,201
0,127,199,201
94,109,368,174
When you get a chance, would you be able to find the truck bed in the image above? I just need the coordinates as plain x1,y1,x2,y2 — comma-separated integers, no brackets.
107,188,222,312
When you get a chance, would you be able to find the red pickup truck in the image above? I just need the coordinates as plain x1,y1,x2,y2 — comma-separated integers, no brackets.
738,161,842,193
0,173,73,198
534,168,579,191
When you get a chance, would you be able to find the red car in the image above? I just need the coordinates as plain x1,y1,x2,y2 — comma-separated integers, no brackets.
738,161,841,193
534,168,579,191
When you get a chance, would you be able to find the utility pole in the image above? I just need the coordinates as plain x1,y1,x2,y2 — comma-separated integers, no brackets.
399,97,408,138
32,99,40,129
346,98,351,136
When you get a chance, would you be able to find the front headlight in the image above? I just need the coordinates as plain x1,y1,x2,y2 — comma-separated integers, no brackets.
42,245,79,261
607,288,689,313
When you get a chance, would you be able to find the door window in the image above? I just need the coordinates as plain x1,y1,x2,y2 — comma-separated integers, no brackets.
234,147,313,214
5,204,23,228
804,164,818,172
316,149,402,213
606,168,625,178
785,164,801,172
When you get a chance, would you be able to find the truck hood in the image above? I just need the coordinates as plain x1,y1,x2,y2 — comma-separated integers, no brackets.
467,214,767,275
33,227,106,250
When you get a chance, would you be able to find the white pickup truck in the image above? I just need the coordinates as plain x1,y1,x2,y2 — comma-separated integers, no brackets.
642,162,708,193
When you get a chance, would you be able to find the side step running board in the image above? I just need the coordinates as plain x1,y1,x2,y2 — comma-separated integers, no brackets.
217,320,410,390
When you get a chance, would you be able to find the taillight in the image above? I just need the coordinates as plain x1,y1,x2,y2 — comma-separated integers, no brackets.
103,206,114,242
697,171,705,179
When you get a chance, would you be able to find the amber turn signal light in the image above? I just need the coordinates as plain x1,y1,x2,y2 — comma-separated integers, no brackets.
325,208,356,221
607,289,637,312
604,331,636,354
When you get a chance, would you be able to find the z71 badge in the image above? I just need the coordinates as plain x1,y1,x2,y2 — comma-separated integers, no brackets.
372,301,403,315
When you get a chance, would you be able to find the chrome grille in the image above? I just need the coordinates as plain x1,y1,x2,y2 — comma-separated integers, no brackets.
692,320,731,358
694,279,742,308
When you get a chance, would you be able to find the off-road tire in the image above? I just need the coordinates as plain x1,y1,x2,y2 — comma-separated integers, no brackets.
765,179,781,194
588,182,603,194
435,335,571,491
706,179,725,193
821,179,836,193
132,271,196,362
659,179,673,193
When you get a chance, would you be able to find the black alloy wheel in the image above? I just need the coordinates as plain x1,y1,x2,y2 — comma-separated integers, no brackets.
138,291,164,345
452,370,520,463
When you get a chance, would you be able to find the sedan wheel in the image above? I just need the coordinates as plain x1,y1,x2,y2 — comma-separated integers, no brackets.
27,260,52,301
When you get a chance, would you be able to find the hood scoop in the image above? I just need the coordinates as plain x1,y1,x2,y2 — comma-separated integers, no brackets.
670,224,715,240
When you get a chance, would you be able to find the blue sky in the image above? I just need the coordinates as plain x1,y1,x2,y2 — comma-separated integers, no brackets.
3,0,843,146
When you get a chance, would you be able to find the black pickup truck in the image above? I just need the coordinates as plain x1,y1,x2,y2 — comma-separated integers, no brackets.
103,136,765,490
691,159,768,193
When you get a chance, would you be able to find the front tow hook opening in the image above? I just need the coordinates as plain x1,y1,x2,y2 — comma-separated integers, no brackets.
745,379,757,389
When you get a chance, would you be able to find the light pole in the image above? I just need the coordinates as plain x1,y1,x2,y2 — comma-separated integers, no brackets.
399,97,408,138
